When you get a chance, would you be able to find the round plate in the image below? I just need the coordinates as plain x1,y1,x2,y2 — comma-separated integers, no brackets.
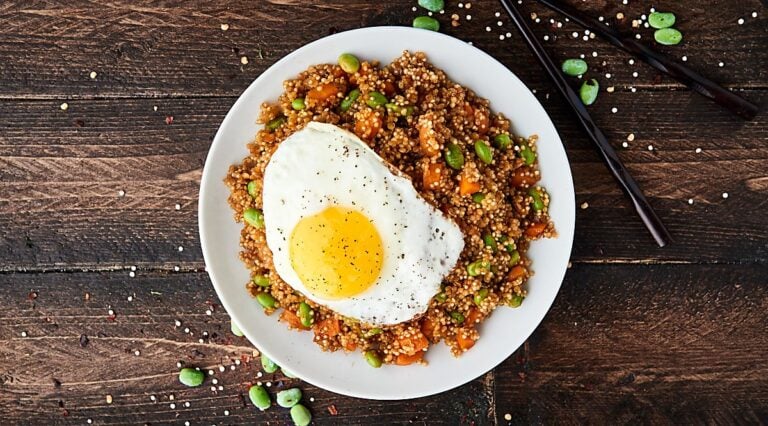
199,26,575,400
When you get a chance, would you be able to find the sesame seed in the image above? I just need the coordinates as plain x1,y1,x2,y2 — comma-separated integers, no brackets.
134,350,140,356
688,199,694,205
504,414,512,421
169,403,176,409
605,73,612,78
682,56,688,62
185,422,190,426
205,309,212,316
175,320,182,327
752,12,758,18
153,105,158,111
722,192,729,199
572,31,579,38
632,72,639,78
118,190,125,197
622,142,629,148
466,15,471,20
695,148,702,153
738,18,745,25
635,34,641,39
218,385,224,391
108,309,115,315
629,59,635,65
175,204,181,210
184,327,190,333
219,366,225,372
611,107,618,113
648,145,654,151
178,246,184,252
212,378,219,384
185,401,191,407
174,265,180,271
129,271,135,278
310,397,315,402
20,331,27,337
176,361,182,368
718,62,724,67
543,35,549,41
224,410,230,416
150,395,156,401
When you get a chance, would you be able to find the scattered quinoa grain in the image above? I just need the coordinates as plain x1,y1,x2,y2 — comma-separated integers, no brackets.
580,202,589,209
60,102,68,110
241,56,249,65
220,23,229,31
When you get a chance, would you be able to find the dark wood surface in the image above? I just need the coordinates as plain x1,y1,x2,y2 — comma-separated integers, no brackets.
1,0,766,424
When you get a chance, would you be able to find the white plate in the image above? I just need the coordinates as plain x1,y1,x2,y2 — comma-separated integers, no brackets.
199,26,575,400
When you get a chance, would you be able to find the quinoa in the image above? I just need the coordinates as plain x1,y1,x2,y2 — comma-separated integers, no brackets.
225,51,555,366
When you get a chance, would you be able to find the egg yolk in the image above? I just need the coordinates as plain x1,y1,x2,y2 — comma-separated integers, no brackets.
289,206,384,299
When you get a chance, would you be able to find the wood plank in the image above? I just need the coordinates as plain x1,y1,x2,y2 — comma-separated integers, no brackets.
0,89,766,268
0,271,493,425
494,263,768,424
0,0,765,99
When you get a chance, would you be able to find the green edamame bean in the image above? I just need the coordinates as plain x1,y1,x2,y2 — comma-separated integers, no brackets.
291,98,306,111
471,192,485,204
364,327,382,337
435,292,447,303
508,294,524,308
385,103,414,117
467,260,490,277
529,187,545,211
474,140,493,164
261,354,279,373
290,404,312,426
340,89,360,112
579,79,599,106
247,181,258,198
418,0,444,12
413,16,440,31
281,368,298,379
231,320,244,337
297,302,314,328
509,250,521,266
256,293,276,309
338,53,360,74
252,274,270,287
444,142,465,170
474,288,489,306
483,233,497,252
178,367,205,387
450,311,465,324
493,134,512,149
365,350,382,368
243,208,264,228
248,384,271,410
520,144,536,165
505,240,517,252
276,388,302,408
561,58,588,76
366,91,388,108
648,12,676,29
266,116,285,131
654,28,683,45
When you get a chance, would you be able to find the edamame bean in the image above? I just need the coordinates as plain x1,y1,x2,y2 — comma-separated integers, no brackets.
561,58,588,76
266,116,285,131
579,79,599,106
252,274,270,287
248,385,271,410
247,181,258,198
435,292,447,303
505,240,517,253
340,89,360,112
276,388,302,408
508,295,524,308
385,103,414,117
231,320,244,337
413,16,440,31
418,0,444,13
261,354,279,373
364,327,383,337
467,260,490,277
471,192,485,203
291,98,306,110
338,53,360,74
365,350,382,368
529,187,545,211
493,134,512,149
509,250,521,266
243,208,264,228
281,368,298,379
366,91,388,108
654,28,683,45
444,142,465,170
290,404,312,426
297,302,314,328
178,367,204,387
256,293,277,309
483,233,497,252
520,144,536,165
474,140,493,164
450,311,465,324
474,288,489,306
648,12,676,29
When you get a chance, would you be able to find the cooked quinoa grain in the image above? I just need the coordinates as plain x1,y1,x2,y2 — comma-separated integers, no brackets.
225,51,555,365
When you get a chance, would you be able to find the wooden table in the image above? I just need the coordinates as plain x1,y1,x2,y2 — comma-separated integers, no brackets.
2,1,766,424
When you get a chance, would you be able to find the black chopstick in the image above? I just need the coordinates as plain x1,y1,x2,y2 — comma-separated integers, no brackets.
537,0,759,121
498,0,672,247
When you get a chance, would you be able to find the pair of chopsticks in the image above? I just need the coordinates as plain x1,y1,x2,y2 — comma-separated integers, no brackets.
499,0,760,248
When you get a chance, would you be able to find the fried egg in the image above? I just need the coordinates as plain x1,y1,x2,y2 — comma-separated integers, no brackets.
262,122,464,326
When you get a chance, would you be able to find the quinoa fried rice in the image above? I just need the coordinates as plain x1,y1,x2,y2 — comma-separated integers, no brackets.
225,51,555,366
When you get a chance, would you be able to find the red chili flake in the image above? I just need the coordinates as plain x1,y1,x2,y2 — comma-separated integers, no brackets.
61,409,69,417
165,115,174,125
28,291,38,300
107,314,117,322
327,405,338,416
517,372,526,382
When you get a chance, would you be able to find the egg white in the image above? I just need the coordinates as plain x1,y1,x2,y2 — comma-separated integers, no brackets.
262,122,464,326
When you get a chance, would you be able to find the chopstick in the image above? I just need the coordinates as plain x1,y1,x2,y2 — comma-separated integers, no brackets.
498,0,672,247
537,0,759,121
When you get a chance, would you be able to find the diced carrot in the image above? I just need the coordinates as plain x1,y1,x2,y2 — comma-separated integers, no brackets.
354,109,382,141
280,310,309,331
525,222,548,238
423,162,444,189
343,339,357,351
314,317,341,338
398,333,429,355
466,308,482,326
421,318,436,341
259,130,276,144
463,102,474,118
395,350,425,365
459,175,481,196
511,168,539,187
456,329,476,350
306,83,341,106
509,265,527,281
475,109,490,135
418,118,440,157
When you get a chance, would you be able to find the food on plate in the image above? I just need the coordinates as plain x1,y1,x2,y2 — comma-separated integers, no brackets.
225,51,554,366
